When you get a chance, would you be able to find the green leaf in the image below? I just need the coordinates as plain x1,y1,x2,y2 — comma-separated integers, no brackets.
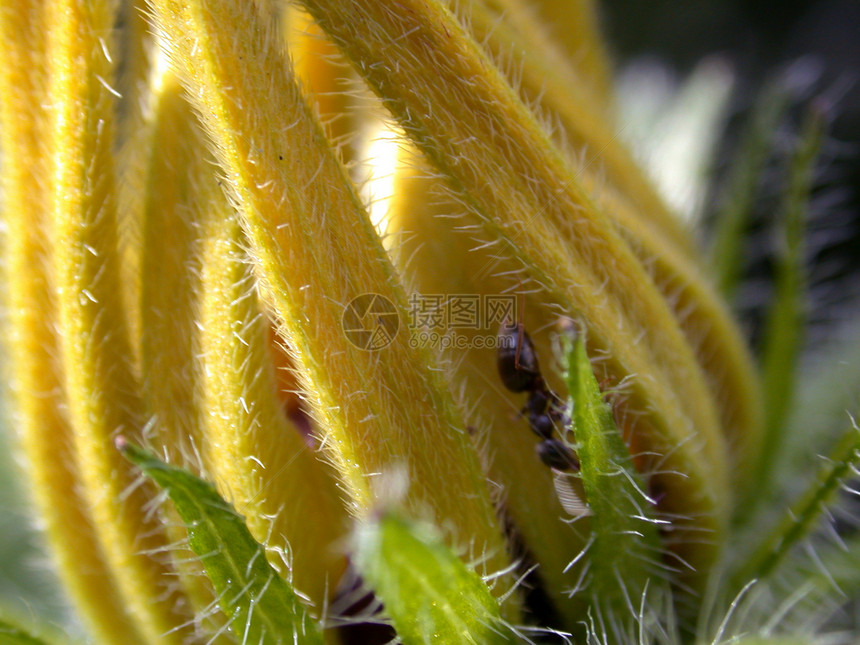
118,439,323,645
562,333,664,627
730,419,860,594
354,510,515,645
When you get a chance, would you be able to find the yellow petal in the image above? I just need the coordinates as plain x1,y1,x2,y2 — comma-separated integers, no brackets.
45,0,194,639
150,0,517,608
308,0,730,585
196,170,349,610
135,75,231,638
0,3,148,639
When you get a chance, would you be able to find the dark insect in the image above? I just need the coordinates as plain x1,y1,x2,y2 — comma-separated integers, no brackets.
497,323,542,392
529,413,555,439
536,439,580,472
524,388,567,439
524,387,550,417
497,322,578,470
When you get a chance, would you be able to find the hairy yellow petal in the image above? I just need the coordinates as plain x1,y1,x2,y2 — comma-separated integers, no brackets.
467,0,694,258
0,3,146,641
138,80,207,465
150,0,516,601
522,0,614,109
134,76,235,639
286,6,367,167
464,1,763,484
588,183,764,483
307,0,730,580
197,173,349,610
115,0,156,370
45,0,193,640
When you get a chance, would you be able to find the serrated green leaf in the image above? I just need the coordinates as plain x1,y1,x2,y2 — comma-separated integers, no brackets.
730,420,860,594
354,511,514,645
562,334,663,625
118,439,323,645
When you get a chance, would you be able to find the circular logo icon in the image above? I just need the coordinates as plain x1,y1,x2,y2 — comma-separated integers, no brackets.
342,293,400,350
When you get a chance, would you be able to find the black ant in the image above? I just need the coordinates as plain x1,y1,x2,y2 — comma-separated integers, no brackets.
497,322,578,472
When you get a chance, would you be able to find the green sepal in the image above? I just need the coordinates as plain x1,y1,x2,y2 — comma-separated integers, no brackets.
562,333,664,626
354,510,515,645
118,439,323,645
